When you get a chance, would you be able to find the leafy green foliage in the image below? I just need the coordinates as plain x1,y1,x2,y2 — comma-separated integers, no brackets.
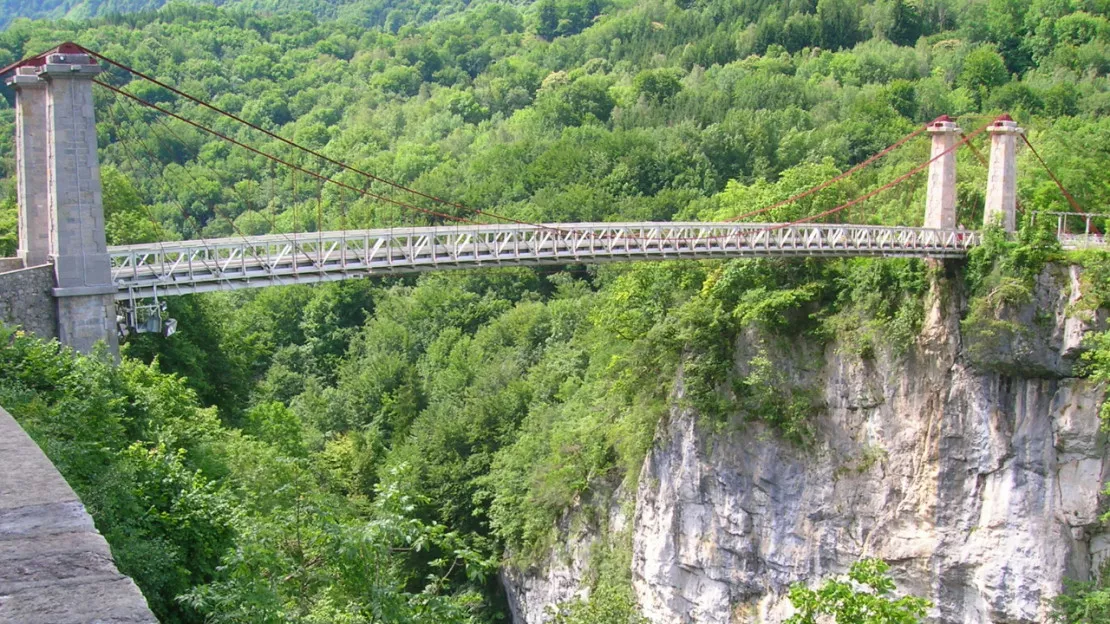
183,464,492,624
735,350,817,445
0,194,16,257
827,258,928,357
0,326,232,622
2,0,1109,618
959,45,1011,107
632,68,683,103
786,558,931,624
547,527,645,624
1051,578,1110,623
962,222,1063,373
0,326,491,623
1075,249,1110,428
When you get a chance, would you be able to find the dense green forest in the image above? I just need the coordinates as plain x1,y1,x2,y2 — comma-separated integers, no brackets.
0,0,363,29
3,0,1110,620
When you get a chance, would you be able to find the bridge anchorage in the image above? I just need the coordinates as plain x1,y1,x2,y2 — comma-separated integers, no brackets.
0,43,1083,354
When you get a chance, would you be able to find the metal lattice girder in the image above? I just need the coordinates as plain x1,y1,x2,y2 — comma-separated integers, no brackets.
107,223,981,299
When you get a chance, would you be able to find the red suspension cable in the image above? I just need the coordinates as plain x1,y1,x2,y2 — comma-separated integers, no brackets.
84,48,958,246
77,44,1003,253
767,119,995,230
962,132,988,167
1020,133,1084,214
94,79,476,225
726,124,928,223
77,44,548,229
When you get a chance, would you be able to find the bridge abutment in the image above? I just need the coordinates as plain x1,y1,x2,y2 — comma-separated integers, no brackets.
985,116,1023,232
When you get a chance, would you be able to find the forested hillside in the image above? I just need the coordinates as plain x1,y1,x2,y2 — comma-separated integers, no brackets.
0,0,364,30
2,0,1110,620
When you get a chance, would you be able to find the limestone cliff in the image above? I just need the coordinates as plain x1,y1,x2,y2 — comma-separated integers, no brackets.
503,264,1110,623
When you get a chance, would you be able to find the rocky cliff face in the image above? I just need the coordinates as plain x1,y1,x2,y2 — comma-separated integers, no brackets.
503,264,1109,623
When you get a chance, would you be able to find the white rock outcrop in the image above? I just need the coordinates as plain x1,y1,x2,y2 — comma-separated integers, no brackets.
505,266,1108,623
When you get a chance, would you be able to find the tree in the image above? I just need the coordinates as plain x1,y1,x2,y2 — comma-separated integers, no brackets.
0,197,15,257
537,0,559,39
373,64,424,97
535,73,616,126
959,45,1010,108
632,68,684,103
817,0,862,49
551,583,648,624
783,13,821,51
985,0,1031,72
786,559,931,624
1045,84,1080,118
888,0,923,45
1051,579,1110,623
102,166,166,245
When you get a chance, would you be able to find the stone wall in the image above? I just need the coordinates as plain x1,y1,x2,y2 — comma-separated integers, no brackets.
0,264,57,341
0,405,157,623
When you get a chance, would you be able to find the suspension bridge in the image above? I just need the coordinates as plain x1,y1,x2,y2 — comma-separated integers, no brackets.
0,43,1097,353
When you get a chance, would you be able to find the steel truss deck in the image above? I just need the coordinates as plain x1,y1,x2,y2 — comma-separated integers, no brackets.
108,222,981,299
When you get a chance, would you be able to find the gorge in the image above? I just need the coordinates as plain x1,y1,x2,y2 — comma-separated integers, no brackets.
505,263,1109,623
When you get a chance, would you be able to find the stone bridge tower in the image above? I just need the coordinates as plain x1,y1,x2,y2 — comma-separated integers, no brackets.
2,45,117,354
925,116,960,230
924,114,1022,232
984,115,1022,232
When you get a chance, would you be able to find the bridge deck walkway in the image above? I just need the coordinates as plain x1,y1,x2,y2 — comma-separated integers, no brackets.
108,222,981,298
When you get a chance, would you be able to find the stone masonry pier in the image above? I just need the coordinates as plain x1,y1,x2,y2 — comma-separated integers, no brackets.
0,405,156,623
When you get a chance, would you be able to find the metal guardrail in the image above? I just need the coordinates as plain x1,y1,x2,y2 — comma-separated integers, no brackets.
107,223,981,298
1030,211,1109,250
1058,233,1107,249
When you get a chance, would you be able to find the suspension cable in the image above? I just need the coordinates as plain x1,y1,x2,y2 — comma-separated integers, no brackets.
135,106,275,268
89,53,946,246
74,47,1000,256
77,44,549,229
767,119,994,230
93,79,476,225
1020,133,1084,214
726,123,928,222
138,107,322,267
106,99,233,285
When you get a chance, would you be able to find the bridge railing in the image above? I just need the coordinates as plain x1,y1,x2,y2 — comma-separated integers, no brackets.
108,223,980,298
1029,210,1109,250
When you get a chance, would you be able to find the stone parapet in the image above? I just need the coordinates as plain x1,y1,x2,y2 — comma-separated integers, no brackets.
0,405,157,624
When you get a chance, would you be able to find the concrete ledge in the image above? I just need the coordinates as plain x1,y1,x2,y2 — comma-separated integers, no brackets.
0,578,156,624
0,406,157,624
0,258,23,274
52,284,118,297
